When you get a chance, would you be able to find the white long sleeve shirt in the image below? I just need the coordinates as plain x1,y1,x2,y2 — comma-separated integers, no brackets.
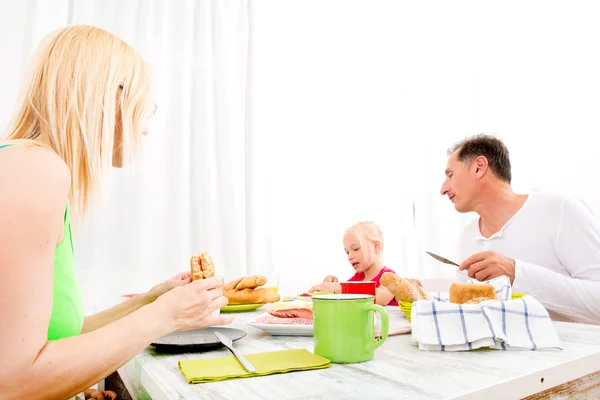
456,191,600,325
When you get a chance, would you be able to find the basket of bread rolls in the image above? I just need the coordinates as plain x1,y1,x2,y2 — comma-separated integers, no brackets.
380,272,525,323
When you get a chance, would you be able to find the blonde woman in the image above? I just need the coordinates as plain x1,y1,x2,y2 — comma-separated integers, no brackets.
0,25,233,400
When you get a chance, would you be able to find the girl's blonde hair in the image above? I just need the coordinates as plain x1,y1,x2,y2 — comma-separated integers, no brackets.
344,221,385,262
4,25,154,223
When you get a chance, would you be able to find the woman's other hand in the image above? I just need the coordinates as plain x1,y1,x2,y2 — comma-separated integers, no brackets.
147,271,192,301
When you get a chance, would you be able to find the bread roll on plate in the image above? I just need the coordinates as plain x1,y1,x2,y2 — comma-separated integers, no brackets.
224,287,280,304
449,282,496,304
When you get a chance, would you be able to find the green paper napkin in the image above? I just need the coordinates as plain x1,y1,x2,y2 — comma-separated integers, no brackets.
178,349,332,383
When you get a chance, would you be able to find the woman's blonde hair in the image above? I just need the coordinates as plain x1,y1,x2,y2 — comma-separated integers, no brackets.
5,25,154,222
344,221,385,262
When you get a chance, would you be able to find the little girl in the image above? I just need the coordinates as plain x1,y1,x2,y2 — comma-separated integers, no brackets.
309,221,398,306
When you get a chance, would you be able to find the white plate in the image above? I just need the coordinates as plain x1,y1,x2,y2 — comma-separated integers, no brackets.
247,313,314,336
377,306,412,336
247,307,411,337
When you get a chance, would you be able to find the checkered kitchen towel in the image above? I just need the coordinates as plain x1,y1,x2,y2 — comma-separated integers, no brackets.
411,276,562,351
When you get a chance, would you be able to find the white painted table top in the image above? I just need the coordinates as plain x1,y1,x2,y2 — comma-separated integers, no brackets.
118,307,600,400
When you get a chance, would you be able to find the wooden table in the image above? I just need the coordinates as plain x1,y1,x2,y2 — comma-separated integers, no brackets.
117,307,600,400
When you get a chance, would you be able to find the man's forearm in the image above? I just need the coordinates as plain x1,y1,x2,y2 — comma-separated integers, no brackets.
515,260,600,325
81,292,154,333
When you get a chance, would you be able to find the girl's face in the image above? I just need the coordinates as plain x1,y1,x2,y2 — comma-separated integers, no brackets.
343,232,374,273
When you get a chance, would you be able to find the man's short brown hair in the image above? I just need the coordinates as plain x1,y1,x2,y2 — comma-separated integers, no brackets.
448,134,512,184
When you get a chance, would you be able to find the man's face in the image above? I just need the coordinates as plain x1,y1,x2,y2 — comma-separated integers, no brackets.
440,151,478,213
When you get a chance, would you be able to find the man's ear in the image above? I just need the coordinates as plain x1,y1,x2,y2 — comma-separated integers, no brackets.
474,156,488,179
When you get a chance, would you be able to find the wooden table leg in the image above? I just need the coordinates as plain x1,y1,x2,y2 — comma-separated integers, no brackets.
523,370,600,399
104,371,133,400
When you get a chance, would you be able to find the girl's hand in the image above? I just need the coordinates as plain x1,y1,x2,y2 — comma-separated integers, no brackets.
323,275,339,283
153,277,234,332
308,282,342,294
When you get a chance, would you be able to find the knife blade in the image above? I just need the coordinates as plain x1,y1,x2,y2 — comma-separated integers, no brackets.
214,331,256,373
426,251,459,267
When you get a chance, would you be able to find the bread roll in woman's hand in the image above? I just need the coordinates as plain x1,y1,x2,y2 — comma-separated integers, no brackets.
380,272,429,303
190,253,215,281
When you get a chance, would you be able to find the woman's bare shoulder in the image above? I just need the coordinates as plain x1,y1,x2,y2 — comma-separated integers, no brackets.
0,144,70,211
0,143,69,181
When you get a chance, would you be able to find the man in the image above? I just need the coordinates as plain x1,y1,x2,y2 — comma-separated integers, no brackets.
441,134,600,324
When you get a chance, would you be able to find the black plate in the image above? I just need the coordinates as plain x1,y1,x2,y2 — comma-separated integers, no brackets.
150,327,247,353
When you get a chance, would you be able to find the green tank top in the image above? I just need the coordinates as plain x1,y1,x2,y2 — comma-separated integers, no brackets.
0,143,84,340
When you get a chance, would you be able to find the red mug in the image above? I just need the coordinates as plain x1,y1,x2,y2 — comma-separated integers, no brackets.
340,281,376,302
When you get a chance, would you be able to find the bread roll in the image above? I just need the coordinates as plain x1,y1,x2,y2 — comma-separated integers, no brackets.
224,278,244,291
407,278,423,287
190,252,215,281
380,272,429,303
224,287,280,304
464,296,495,305
234,275,267,290
449,282,496,304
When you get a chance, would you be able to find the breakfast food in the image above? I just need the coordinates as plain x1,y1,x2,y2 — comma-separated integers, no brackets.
449,282,496,304
223,278,244,291
464,296,495,305
380,272,430,303
407,278,423,287
269,308,313,320
190,252,215,281
224,287,280,304
224,275,267,291
271,300,313,310
252,308,313,325
269,309,312,320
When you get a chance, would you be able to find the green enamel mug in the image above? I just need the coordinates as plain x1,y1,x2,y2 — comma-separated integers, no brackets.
312,294,389,363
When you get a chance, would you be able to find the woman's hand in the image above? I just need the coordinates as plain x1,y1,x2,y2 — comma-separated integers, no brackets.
308,282,342,294
147,271,192,302
154,276,234,332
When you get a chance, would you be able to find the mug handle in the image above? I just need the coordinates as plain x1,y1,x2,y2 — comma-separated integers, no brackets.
364,303,389,353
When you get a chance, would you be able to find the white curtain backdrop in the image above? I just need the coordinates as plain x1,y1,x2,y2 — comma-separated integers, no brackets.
2,0,600,312
251,0,600,292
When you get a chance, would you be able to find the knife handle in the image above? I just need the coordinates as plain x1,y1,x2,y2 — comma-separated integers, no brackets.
228,346,256,373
